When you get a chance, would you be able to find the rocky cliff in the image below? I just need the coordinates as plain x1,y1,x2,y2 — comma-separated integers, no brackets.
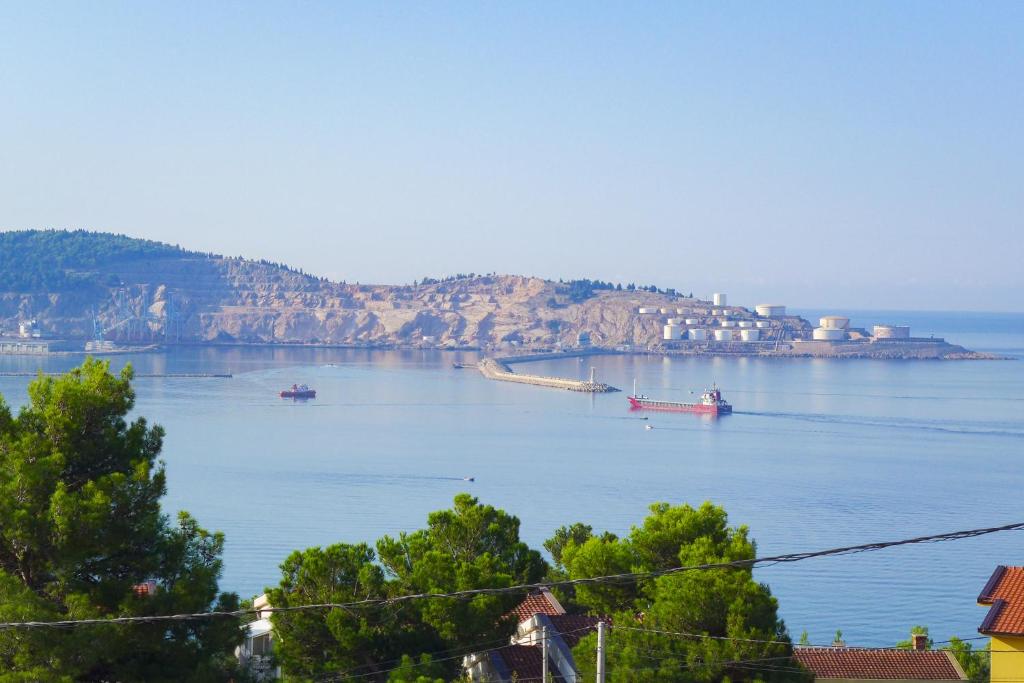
0,240,713,348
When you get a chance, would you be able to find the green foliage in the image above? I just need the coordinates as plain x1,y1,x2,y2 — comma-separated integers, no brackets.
0,358,240,681
562,502,800,682
895,624,932,650
269,493,547,681
386,654,446,683
266,543,392,680
0,230,190,291
544,522,596,569
944,636,989,683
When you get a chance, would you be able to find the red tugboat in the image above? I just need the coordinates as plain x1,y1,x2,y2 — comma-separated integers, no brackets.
628,380,732,415
280,383,316,399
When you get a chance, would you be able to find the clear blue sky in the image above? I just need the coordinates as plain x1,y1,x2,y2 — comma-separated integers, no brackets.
1,2,1021,311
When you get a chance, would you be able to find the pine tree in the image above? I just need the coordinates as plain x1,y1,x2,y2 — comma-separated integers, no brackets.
0,359,241,681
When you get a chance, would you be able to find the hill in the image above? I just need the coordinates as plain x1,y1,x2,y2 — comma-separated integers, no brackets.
0,230,696,348
0,230,982,358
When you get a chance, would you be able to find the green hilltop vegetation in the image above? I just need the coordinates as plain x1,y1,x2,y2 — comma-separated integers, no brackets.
0,229,315,292
0,230,190,291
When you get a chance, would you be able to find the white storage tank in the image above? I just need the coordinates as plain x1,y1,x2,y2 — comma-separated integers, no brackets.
713,329,734,341
755,304,786,318
711,309,721,316
873,324,910,339
755,321,771,328
819,316,850,330
722,320,737,327
667,317,684,325
739,329,760,341
660,308,671,314
676,308,687,315
738,320,753,328
638,307,655,314
713,293,727,306
688,328,708,341
813,327,847,341
663,324,683,340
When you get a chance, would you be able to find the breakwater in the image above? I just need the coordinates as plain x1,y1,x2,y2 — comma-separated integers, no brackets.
477,358,619,393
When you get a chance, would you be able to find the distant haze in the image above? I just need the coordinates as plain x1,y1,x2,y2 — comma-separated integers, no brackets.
1,3,1021,311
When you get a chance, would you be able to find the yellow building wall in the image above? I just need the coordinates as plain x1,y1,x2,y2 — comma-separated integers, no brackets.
991,634,1024,683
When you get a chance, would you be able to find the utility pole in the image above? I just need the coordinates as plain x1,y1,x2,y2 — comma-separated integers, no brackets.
596,621,606,683
541,625,549,683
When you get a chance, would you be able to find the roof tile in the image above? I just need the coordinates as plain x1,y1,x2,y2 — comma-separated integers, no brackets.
978,566,1024,636
793,647,966,680
548,614,600,647
495,644,545,680
507,589,565,622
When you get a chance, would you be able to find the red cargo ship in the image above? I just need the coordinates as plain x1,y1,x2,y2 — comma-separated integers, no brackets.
280,384,316,399
627,381,732,415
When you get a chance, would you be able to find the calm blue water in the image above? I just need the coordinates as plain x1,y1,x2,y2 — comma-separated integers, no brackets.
0,310,1021,647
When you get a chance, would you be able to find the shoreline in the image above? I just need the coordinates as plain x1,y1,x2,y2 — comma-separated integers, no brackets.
0,340,1011,361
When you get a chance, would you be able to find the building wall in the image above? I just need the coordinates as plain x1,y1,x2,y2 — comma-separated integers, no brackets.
991,635,1024,683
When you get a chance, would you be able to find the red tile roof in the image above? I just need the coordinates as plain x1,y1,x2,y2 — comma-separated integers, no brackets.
495,644,545,681
549,614,600,647
793,648,966,680
507,589,565,622
978,565,1024,636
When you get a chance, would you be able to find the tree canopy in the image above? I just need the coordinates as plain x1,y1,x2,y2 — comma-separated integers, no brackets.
268,493,547,681
0,230,190,291
555,502,800,682
0,358,240,681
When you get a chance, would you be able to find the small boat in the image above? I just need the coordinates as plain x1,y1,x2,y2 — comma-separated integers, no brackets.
280,384,316,399
645,424,654,430
628,379,732,416
463,476,475,482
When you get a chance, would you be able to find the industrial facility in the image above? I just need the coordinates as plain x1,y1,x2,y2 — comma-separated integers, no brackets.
641,292,942,356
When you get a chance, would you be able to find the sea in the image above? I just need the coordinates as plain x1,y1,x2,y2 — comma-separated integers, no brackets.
0,309,1021,647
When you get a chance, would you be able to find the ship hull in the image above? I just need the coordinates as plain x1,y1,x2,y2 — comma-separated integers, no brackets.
281,390,316,399
628,396,730,415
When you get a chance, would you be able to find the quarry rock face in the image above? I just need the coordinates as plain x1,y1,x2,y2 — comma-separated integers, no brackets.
0,256,691,349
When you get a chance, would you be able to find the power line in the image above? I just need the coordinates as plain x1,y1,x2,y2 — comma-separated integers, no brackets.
317,624,599,682
0,519,1020,630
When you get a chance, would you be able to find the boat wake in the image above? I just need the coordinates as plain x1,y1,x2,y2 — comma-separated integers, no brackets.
735,410,1024,439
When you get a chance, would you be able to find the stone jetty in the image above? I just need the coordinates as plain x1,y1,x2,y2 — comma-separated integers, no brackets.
477,358,619,393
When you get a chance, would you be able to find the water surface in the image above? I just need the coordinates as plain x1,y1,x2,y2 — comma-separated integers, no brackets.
0,311,1021,647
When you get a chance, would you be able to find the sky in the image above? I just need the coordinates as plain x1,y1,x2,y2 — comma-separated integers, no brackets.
1,2,1021,311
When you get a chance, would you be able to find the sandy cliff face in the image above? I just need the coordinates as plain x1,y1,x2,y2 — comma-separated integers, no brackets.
0,258,697,348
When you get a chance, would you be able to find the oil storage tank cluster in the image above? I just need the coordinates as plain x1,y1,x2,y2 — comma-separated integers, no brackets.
819,316,849,330
812,327,846,341
812,315,849,341
755,304,786,318
873,324,910,339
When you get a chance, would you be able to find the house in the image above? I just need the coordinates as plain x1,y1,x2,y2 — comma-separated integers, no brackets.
236,594,279,681
793,635,967,682
978,565,1024,682
463,589,600,682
